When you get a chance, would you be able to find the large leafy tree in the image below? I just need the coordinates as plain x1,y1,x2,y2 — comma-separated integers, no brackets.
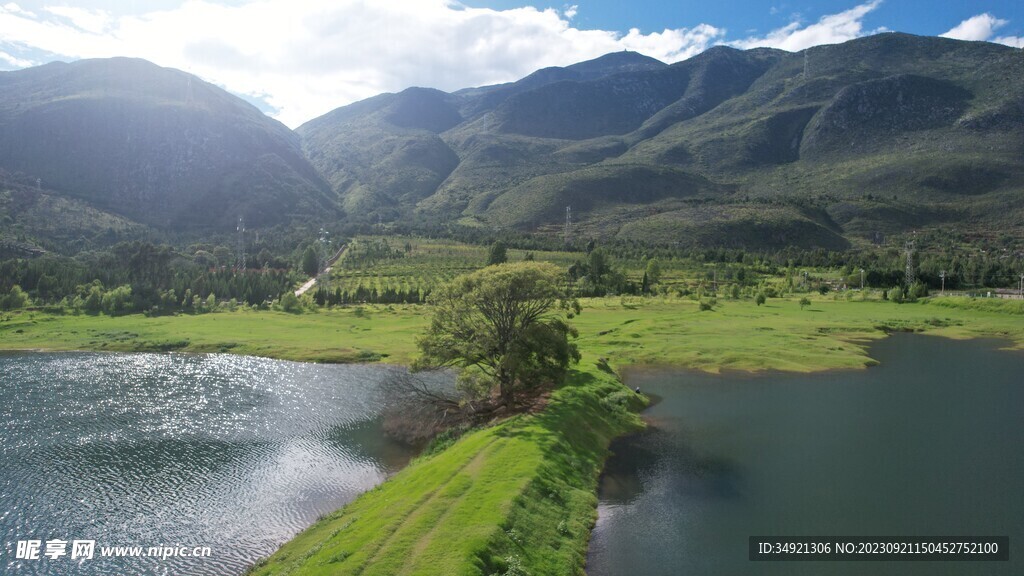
416,262,580,408
301,246,319,277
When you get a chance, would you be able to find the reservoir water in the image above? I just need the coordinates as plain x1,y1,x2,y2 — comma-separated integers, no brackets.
0,352,418,575
587,334,1024,575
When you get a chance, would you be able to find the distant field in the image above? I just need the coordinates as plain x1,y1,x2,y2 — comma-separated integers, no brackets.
325,236,578,299
319,235,756,299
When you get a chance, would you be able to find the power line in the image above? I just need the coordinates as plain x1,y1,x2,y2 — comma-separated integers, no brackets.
904,235,916,287
317,227,331,291
235,217,245,271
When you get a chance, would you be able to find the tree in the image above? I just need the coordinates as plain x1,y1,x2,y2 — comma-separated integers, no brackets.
2,285,30,310
281,291,302,313
84,284,104,314
799,296,811,310
888,286,905,303
587,248,609,280
213,245,233,268
193,250,216,269
101,285,133,315
755,291,766,306
415,262,580,408
301,246,319,277
645,258,662,285
487,240,508,266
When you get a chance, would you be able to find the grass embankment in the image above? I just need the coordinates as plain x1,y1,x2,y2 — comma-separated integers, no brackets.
246,365,643,576
3,297,1024,574
0,306,424,363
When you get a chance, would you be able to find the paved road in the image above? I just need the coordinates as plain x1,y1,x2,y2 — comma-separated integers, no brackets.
294,270,330,296
293,244,346,297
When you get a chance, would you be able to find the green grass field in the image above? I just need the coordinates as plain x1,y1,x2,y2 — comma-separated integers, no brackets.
5,296,1020,372
0,306,425,364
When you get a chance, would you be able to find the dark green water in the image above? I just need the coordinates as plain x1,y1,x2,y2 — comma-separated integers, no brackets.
587,334,1024,575
0,352,422,575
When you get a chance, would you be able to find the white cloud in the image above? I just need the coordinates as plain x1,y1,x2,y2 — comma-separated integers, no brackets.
5,0,998,127
44,6,111,34
940,13,1007,42
0,48,33,68
731,0,881,52
622,23,724,61
2,2,34,17
993,36,1023,48
0,0,728,127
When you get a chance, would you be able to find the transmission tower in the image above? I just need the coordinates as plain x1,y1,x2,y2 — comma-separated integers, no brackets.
235,217,246,271
317,228,330,289
904,237,916,287
564,206,572,246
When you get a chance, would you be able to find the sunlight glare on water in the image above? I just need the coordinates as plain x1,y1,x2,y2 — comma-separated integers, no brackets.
0,352,425,576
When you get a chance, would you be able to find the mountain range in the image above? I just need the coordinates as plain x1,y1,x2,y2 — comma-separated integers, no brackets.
0,57,336,251
2,33,1022,253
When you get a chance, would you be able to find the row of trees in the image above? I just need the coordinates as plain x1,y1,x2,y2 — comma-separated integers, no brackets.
0,242,296,314
311,285,432,306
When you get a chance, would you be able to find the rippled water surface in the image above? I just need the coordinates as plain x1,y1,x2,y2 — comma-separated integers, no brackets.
0,352,419,575
587,335,1024,576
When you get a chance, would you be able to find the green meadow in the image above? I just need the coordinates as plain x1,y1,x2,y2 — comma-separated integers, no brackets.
4,296,1022,372
0,306,426,364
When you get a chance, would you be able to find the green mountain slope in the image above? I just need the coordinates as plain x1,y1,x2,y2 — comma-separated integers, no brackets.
0,57,338,238
298,87,461,219
302,34,1024,249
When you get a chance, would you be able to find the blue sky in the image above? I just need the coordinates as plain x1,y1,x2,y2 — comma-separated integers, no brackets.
0,1,1020,126
466,0,1022,39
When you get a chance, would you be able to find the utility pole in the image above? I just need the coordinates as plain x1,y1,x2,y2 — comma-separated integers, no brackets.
564,206,572,247
904,236,916,287
235,217,245,271
1019,272,1023,298
940,270,946,295
318,228,330,290
860,268,865,290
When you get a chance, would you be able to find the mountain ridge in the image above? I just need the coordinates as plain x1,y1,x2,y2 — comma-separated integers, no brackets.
2,34,1022,254
300,32,1024,249
0,56,338,248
